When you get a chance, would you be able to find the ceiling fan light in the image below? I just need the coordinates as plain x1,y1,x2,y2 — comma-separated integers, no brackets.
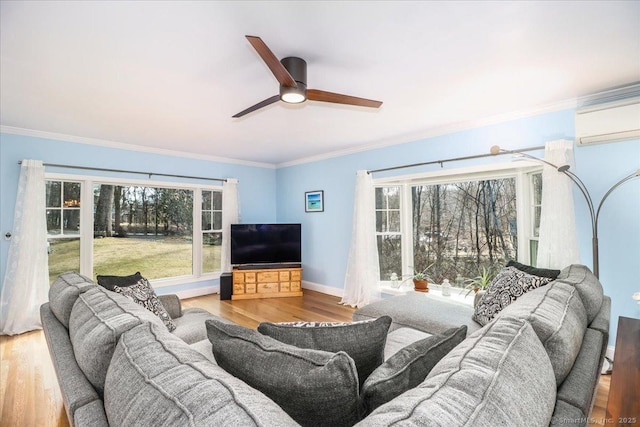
281,92,306,103
280,84,307,104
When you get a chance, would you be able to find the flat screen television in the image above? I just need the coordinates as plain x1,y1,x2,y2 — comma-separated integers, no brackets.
230,223,302,267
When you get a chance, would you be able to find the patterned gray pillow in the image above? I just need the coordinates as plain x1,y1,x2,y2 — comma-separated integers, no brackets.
472,266,554,326
113,278,176,332
257,316,391,389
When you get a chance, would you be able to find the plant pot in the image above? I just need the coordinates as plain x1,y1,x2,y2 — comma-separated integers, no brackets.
413,279,429,293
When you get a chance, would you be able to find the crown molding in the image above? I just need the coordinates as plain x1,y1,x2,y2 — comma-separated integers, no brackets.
0,126,276,169
2,97,577,171
276,98,578,169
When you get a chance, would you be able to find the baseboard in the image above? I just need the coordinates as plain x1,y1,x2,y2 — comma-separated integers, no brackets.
174,286,219,300
606,344,615,360
302,280,343,298
170,282,341,300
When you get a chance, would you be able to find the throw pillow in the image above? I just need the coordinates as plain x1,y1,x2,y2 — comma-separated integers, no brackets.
96,271,144,291
206,319,360,427
257,316,392,388
359,318,557,426
360,325,467,416
497,282,588,385
556,264,604,323
472,266,554,326
113,278,176,332
506,260,561,279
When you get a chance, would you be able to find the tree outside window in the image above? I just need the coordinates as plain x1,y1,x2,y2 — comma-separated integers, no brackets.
375,169,541,288
46,178,223,285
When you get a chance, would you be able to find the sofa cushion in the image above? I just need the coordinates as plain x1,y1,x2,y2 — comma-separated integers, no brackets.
556,264,604,323
473,266,555,326
357,317,557,427
353,293,481,336
361,325,467,416
506,260,561,279
69,286,165,395
497,282,588,385
257,316,391,388
48,271,96,328
112,277,176,332
206,319,360,427
383,327,432,360
171,307,229,344
104,322,298,427
96,271,144,291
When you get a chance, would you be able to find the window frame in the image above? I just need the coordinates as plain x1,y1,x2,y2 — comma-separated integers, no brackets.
45,172,224,287
375,185,404,282
373,161,542,285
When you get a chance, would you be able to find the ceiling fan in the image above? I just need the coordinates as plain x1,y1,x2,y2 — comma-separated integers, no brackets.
232,36,383,118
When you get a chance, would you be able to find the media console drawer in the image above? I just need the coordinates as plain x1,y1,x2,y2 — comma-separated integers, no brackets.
231,267,303,300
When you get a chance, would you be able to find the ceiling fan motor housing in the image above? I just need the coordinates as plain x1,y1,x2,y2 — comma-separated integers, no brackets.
280,57,307,102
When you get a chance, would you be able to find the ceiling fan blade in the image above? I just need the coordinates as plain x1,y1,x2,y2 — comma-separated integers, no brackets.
307,89,382,108
245,36,297,88
232,95,280,118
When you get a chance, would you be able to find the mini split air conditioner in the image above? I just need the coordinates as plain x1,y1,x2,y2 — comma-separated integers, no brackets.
575,97,640,146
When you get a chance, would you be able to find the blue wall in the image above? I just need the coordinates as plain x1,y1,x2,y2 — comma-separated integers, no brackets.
277,109,640,345
2,108,639,345
0,133,277,293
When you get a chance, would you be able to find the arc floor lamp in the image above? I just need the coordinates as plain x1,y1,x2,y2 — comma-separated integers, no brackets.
490,145,639,278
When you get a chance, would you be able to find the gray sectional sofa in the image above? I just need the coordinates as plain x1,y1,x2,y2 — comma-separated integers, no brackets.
353,264,610,426
41,264,608,426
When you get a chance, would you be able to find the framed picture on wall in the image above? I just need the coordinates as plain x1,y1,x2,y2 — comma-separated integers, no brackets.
305,190,324,212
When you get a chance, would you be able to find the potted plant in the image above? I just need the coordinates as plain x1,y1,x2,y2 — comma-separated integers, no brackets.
463,266,495,297
402,264,433,293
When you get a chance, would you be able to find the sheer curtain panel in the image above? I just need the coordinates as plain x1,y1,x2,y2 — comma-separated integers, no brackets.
0,160,50,335
341,170,380,307
536,140,581,269
220,179,239,273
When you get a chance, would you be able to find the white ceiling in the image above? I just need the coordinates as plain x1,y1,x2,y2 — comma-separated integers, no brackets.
1,1,639,165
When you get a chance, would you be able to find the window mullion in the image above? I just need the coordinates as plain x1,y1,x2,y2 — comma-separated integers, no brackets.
401,183,413,278
80,180,93,278
193,190,203,277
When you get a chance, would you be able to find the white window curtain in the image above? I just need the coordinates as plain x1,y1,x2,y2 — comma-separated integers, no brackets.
0,160,50,335
536,140,581,269
341,170,380,307
220,178,239,273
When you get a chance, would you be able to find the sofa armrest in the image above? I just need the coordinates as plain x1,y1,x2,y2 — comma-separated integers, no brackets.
158,294,182,319
40,303,107,427
588,295,610,339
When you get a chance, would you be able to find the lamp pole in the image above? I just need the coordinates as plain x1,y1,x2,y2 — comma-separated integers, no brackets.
490,145,639,278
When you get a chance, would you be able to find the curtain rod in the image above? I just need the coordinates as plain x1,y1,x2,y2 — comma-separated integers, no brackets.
367,145,546,174
17,161,228,183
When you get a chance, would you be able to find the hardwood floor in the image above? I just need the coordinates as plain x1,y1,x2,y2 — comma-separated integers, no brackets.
0,290,611,426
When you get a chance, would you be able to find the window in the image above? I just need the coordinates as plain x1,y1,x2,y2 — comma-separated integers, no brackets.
46,180,82,284
202,190,222,273
375,186,402,281
46,176,223,286
375,166,541,288
529,172,543,266
93,184,194,280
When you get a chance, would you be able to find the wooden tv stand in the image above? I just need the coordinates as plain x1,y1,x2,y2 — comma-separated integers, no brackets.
231,266,303,300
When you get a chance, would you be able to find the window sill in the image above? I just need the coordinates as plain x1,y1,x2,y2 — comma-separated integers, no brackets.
151,272,221,288
380,283,475,307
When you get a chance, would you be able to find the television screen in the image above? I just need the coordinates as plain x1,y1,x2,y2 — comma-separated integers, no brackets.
230,224,301,266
